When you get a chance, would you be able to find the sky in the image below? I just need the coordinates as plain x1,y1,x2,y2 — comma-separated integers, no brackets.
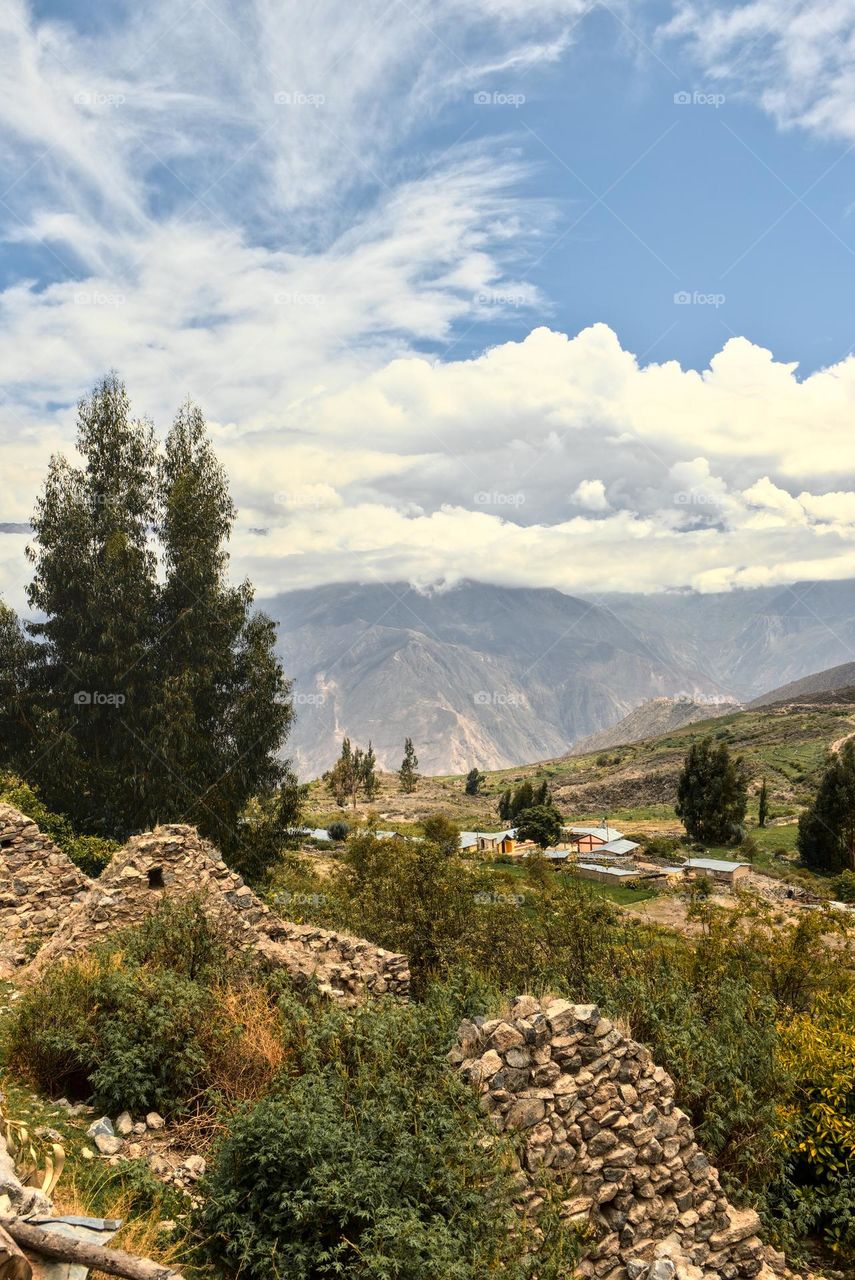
2,0,855,608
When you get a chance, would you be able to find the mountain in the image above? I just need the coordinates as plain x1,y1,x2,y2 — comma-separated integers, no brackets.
567,695,740,756
267,582,721,777
750,661,855,708
269,577,855,778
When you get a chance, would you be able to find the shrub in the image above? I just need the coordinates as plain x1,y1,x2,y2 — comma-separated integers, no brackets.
830,869,855,902
327,820,349,842
200,993,574,1280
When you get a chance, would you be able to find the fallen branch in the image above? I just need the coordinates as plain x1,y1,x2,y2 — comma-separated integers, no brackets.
0,1219,182,1280
0,1223,32,1280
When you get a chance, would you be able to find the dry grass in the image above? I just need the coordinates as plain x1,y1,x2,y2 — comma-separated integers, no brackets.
53,1175,191,1278
202,980,291,1106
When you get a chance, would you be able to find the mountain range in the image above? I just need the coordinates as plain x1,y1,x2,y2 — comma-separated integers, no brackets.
268,577,855,777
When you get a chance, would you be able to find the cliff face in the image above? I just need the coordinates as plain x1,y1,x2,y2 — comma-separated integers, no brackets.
452,997,792,1280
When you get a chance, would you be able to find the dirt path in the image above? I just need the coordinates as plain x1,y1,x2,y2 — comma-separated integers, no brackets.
831,717,855,754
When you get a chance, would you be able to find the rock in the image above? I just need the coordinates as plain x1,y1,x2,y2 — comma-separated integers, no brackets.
94,1133,124,1156
115,1110,134,1136
709,1209,762,1251
145,1111,166,1131
649,1261,676,1280
148,1153,171,1175
87,1116,115,1140
506,1098,547,1129
183,1155,206,1178
627,1261,650,1280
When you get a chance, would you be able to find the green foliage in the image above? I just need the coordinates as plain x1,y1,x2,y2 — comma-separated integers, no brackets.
398,736,419,793
0,773,120,876
515,804,563,849
464,767,484,796
758,777,769,828
497,780,549,821
200,993,571,1280
10,374,295,852
830,869,855,902
4,899,238,1115
797,742,855,873
676,736,748,844
324,737,378,809
327,820,350,842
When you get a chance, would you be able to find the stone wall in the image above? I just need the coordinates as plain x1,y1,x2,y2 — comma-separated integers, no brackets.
28,821,409,1002
452,996,789,1280
0,804,91,970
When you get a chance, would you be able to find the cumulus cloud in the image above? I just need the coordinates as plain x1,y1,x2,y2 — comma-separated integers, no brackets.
571,479,610,510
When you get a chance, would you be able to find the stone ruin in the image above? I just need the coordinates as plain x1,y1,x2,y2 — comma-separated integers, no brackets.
26,820,410,1002
452,996,796,1280
0,804,91,972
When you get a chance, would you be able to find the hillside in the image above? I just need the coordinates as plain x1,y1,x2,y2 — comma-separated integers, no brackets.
270,577,855,777
567,695,739,756
307,695,855,827
750,660,855,707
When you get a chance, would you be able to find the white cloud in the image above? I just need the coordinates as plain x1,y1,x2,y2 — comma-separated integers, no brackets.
571,478,610,510
660,1,855,141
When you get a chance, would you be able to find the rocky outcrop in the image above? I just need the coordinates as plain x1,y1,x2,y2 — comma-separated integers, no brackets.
0,805,91,970
452,996,787,1280
27,822,409,1002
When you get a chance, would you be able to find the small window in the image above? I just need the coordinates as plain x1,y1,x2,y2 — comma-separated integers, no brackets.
147,866,164,889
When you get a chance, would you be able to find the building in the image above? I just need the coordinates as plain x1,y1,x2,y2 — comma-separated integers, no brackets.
682,857,750,886
575,862,642,886
599,838,640,857
459,828,517,856
567,825,625,854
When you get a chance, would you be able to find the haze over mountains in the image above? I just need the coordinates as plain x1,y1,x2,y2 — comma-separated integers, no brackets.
269,577,855,777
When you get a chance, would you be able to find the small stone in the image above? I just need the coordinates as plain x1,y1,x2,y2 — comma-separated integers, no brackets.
183,1155,206,1178
87,1116,115,1140
115,1111,134,1136
506,1098,546,1129
95,1133,124,1156
145,1112,165,1131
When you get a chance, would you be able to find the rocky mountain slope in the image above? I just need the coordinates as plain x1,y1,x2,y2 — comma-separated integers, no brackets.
269,577,855,777
750,661,855,708
567,695,740,757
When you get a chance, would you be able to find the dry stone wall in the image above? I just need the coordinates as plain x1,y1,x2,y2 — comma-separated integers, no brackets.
452,996,788,1280
27,821,409,1002
0,804,91,970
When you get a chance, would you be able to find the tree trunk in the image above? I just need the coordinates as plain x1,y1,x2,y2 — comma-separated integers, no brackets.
0,1223,32,1280
0,1220,181,1280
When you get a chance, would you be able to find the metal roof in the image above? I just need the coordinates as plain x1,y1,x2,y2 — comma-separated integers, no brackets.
600,838,639,856
569,825,624,841
459,828,517,847
577,862,640,878
684,857,749,873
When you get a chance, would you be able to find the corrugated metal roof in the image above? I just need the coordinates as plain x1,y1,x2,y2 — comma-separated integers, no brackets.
569,825,624,841
684,857,748,873
577,862,640,878
600,838,639,855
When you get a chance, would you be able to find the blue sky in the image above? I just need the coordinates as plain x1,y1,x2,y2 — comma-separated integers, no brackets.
2,0,855,605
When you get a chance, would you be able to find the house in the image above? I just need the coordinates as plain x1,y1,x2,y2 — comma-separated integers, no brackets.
599,838,640,857
575,862,641,885
567,825,624,854
682,857,750,886
459,828,517,856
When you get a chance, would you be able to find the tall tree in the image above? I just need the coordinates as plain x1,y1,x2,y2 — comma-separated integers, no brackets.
361,741,379,801
398,737,419,793
0,602,34,771
464,767,483,796
25,374,159,833
758,778,769,829
155,400,293,856
325,737,377,810
515,804,563,850
797,743,855,873
675,736,748,845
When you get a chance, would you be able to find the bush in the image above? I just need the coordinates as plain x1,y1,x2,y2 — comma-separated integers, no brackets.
327,820,349,842
830,869,855,902
200,993,575,1280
